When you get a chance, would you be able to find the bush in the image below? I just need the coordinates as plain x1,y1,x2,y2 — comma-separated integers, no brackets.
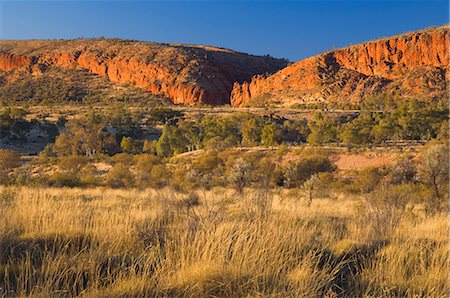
417,143,449,200
112,153,135,166
79,164,100,187
120,136,143,154
106,163,134,188
281,155,336,188
48,172,82,187
0,149,21,172
357,184,412,240
135,154,162,188
58,155,88,174
149,164,171,189
384,157,416,185
39,144,58,161
187,152,225,189
354,167,386,194
0,187,18,208
0,150,21,183
227,157,253,193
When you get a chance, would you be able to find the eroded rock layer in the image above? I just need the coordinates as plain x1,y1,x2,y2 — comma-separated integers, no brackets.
231,26,449,107
0,39,288,105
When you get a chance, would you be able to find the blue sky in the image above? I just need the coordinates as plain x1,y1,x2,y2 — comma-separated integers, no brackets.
1,1,448,61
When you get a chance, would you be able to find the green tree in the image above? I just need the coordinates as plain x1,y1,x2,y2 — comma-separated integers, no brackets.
261,123,279,147
156,125,173,158
120,136,143,154
241,117,262,146
120,137,133,153
181,122,203,151
281,155,336,188
54,115,116,157
143,139,157,154
307,112,339,145
0,108,28,130
373,115,399,144
340,113,376,146
199,115,241,148
281,120,310,144
168,126,189,155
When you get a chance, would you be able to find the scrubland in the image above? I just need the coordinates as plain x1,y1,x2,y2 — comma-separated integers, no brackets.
1,185,448,297
1,101,448,297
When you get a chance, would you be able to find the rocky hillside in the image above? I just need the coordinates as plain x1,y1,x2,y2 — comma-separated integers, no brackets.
231,26,449,107
0,39,288,105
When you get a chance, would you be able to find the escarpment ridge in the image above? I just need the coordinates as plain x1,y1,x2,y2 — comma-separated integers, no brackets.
231,25,449,107
1,25,448,107
0,39,288,105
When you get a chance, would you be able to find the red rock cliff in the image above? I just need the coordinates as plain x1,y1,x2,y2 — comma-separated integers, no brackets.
0,39,288,105
231,26,449,107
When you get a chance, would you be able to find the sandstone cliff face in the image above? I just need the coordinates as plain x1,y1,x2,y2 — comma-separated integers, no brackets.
0,39,288,105
0,53,34,70
231,26,449,107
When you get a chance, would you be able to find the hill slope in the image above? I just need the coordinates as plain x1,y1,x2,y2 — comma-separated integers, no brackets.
231,26,449,107
0,39,288,105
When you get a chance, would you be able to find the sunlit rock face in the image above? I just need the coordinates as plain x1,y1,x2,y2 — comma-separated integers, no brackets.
231,26,449,107
0,39,288,105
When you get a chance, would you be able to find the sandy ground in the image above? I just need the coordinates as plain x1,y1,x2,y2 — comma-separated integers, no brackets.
331,152,397,170
172,145,418,171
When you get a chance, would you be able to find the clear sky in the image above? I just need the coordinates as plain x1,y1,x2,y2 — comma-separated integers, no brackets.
1,0,448,61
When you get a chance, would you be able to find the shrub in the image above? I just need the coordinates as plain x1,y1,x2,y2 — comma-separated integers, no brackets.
227,157,253,193
120,136,143,154
106,163,134,188
417,143,449,200
357,184,411,240
354,167,386,194
39,144,58,160
241,117,262,146
149,164,171,189
384,157,416,185
252,157,276,189
58,155,88,174
48,172,82,187
79,164,100,187
281,155,336,188
261,123,280,146
135,154,162,188
0,187,17,208
112,153,135,166
143,140,157,154
0,150,21,182
187,152,224,189
307,112,340,145
275,143,289,157
204,136,235,151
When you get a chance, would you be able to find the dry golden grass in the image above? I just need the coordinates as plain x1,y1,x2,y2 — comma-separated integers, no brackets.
0,186,448,297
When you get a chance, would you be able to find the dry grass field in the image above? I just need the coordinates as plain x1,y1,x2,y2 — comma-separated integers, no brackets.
1,186,448,297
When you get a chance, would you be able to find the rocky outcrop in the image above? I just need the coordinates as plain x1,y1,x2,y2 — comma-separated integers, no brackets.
231,26,449,107
0,39,288,105
0,53,34,70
